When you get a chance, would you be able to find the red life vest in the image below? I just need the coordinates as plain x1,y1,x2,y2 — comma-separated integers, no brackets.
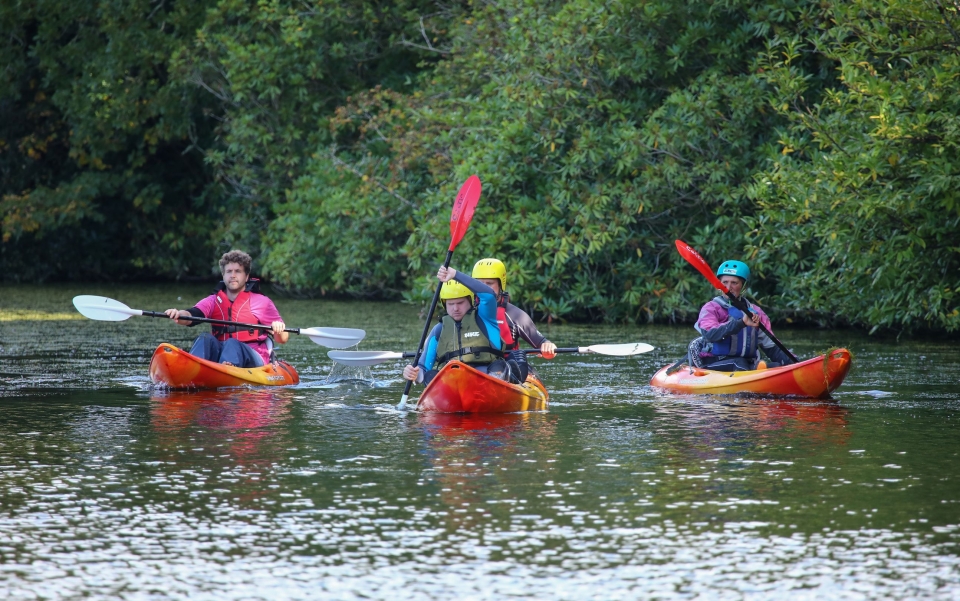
210,288,266,343
496,294,517,350
471,290,518,350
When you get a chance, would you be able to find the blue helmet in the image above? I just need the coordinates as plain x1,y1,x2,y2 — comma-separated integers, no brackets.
716,260,750,282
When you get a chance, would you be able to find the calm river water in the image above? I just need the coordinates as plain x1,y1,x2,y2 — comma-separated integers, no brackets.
1,284,959,600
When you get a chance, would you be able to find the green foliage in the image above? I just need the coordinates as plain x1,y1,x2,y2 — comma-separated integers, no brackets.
5,0,959,334
0,0,221,281
173,0,437,256
285,0,805,324
748,0,960,332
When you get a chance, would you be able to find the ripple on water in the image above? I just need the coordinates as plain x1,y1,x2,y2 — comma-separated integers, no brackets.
0,505,958,600
3,287,960,599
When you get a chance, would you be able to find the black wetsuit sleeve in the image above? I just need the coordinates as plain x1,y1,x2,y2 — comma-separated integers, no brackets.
186,306,205,327
453,271,497,296
505,304,548,347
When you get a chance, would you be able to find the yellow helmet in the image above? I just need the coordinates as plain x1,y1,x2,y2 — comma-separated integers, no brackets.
472,258,507,292
439,279,473,301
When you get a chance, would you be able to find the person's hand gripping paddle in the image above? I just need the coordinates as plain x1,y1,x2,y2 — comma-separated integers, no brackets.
72,295,365,348
399,175,482,410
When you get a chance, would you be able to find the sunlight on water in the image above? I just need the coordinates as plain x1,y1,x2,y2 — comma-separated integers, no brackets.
0,309,84,321
1,284,959,599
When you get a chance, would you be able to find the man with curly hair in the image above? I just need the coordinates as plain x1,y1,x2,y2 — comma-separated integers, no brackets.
164,250,288,367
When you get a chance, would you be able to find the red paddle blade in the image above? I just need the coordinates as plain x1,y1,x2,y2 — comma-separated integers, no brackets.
449,175,482,251
675,239,729,293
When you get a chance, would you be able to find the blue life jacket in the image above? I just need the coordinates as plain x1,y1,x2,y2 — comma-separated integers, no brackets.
709,299,759,359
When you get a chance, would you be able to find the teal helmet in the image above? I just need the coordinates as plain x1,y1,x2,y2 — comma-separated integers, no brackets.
716,260,750,282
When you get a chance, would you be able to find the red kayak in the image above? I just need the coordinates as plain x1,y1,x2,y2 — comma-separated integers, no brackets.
650,348,852,398
417,360,548,413
149,343,299,389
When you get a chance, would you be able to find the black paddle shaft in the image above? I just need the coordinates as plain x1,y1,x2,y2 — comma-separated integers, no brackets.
142,310,300,334
403,250,454,397
723,292,799,363
524,348,597,355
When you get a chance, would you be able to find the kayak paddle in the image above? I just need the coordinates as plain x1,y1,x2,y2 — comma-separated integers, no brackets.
674,240,798,362
330,350,418,367
400,174,482,410
72,295,366,349
330,343,655,367
536,342,655,356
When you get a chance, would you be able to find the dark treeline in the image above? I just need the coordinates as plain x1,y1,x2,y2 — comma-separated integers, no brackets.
3,0,959,334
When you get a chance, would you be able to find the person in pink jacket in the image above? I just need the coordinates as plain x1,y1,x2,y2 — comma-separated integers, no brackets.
164,250,288,367
687,260,795,371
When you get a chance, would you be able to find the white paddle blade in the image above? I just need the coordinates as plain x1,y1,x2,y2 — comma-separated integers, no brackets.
72,295,142,321
299,327,366,349
580,342,655,356
327,350,404,366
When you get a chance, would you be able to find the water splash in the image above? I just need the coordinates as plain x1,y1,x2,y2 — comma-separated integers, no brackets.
324,361,374,384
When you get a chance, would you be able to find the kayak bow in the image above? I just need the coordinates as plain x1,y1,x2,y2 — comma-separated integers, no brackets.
149,343,299,389
417,360,548,413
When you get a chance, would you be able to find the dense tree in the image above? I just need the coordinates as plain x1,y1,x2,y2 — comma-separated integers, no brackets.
3,0,958,333
0,0,221,281
748,0,960,332
266,0,808,323
172,0,441,265
1,0,435,280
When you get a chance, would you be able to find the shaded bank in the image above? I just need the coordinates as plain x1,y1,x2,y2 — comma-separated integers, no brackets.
2,1,958,334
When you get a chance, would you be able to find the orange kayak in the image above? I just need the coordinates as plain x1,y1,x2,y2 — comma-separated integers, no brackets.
650,348,852,398
148,343,299,389
417,360,548,413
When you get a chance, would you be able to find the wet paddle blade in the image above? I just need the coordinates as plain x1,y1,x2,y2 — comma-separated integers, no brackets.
675,240,729,293
579,342,655,356
299,327,366,349
448,175,482,251
328,350,405,366
72,295,142,321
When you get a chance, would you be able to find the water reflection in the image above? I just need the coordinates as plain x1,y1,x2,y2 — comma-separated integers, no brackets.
4,285,960,599
651,397,852,446
417,412,560,530
747,399,851,442
418,411,544,433
150,388,294,464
